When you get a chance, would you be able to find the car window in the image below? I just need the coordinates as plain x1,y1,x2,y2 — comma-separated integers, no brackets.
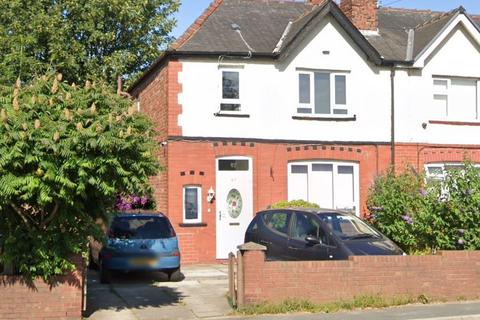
110,216,175,239
262,211,290,236
292,212,325,242
246,216,258,233
317,212,380,240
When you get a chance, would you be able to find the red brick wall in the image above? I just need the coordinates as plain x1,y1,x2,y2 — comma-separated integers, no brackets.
134,59,183,214
396,143,480,172
0,257,84,320
165,140,392,264
241,249,480,305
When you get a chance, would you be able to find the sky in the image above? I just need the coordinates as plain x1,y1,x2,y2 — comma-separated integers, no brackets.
172,0,480,38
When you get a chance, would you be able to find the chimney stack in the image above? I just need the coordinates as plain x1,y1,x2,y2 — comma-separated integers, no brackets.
339,0,378,31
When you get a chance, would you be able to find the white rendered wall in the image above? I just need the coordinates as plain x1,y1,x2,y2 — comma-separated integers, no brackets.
178,17,392,143
395,24,480,145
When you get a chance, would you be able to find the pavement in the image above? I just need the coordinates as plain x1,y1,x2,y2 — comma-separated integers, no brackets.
85,264,480,320
85,264,232,319
229,301,480,320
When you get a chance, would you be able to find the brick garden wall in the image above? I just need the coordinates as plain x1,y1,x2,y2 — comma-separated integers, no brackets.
0,257,84,320
240,249,480,305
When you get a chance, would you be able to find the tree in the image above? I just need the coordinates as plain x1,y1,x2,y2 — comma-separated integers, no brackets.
0,0,179,86
0,74,160,279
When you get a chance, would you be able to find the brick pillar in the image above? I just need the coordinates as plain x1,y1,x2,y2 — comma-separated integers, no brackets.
237,242,267,307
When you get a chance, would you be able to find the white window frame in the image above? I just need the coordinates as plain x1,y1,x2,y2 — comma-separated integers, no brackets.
219,65,244,114
425,162,480,181
432,77,479,121
287,160,360,215
183,185,202,224
296,70,349,117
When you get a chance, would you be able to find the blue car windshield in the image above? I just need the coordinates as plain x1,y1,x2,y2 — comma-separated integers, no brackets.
317,213,380,240
110,216,174,239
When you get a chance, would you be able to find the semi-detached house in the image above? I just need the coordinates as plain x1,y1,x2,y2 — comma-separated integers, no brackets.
129,0,480,264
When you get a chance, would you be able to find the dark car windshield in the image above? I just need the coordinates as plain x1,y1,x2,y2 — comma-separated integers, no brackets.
109,216,174,239
317,213,380,240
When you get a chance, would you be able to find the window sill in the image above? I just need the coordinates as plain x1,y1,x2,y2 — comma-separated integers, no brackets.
428,120,480,126
214,112,250,118
292,115,356,122
178,223,208,228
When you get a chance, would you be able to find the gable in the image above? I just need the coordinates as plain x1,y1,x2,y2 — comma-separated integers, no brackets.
424,24,480,77
414,14,480,68
281,16,376,71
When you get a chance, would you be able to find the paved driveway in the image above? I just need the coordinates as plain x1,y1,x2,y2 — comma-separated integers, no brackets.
85,264,232,320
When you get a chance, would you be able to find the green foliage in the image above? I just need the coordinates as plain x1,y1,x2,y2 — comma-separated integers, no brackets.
367,162,480,253
0,74,160,279
270,200,320,209
235,295,428,315
0,0,179,86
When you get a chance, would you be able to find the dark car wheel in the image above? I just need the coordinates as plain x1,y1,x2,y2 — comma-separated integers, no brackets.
99,261,112,284
166,268,182,282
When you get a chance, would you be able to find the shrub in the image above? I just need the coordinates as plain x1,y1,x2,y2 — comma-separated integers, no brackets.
270,200,320,209
0,74,160,279
367,162,480,253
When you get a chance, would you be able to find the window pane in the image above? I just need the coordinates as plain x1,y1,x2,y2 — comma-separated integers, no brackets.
292,213,324,241
335,75,346,105
185,188,198,220
111,217,174,239
299,74,311,104
263,212,289,235
220,103,241,111
333,109,348,115
297,108,312,114
433,94,448,117
449,79,476,120
291,165,308,174
433,79,448,92
223,71,239,99
219,160,249,171
314,73,331,114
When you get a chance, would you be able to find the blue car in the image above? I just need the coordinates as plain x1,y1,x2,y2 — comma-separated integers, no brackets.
89,213,181,283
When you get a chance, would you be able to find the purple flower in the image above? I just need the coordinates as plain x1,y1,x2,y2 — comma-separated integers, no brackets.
419,189,428,197
140,197,148,206
132,196,141,205
458,229,465,235
401,215,413,225
458,239,465,245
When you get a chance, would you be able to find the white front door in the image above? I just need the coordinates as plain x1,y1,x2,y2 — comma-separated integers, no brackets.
216,157,253,259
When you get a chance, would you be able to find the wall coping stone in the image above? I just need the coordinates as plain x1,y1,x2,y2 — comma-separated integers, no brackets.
238,242,267,251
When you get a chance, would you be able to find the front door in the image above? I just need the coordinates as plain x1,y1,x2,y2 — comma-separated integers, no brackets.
216,157,253,259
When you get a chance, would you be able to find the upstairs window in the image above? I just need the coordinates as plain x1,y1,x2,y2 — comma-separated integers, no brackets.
433,77,479,121
221,70,241,112
298,71,348,116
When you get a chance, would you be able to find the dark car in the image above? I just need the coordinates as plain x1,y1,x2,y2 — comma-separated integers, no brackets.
90,213,181,283
245,208,404,261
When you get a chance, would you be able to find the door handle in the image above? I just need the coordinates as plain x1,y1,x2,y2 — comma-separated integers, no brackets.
219,210,221,221
287,246,298,250
259,240,271,245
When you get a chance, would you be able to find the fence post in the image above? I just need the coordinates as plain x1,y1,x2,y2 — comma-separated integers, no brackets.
228,252,237,307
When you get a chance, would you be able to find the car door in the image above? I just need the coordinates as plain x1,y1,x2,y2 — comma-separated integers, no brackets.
258,210,292,260
287,211,331,261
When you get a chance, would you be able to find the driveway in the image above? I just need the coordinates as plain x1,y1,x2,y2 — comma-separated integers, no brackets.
85,264,232,320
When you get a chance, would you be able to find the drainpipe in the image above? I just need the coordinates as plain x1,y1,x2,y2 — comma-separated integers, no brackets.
390,67,396,170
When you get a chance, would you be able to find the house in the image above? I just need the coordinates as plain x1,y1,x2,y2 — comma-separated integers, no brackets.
128,0,480,264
